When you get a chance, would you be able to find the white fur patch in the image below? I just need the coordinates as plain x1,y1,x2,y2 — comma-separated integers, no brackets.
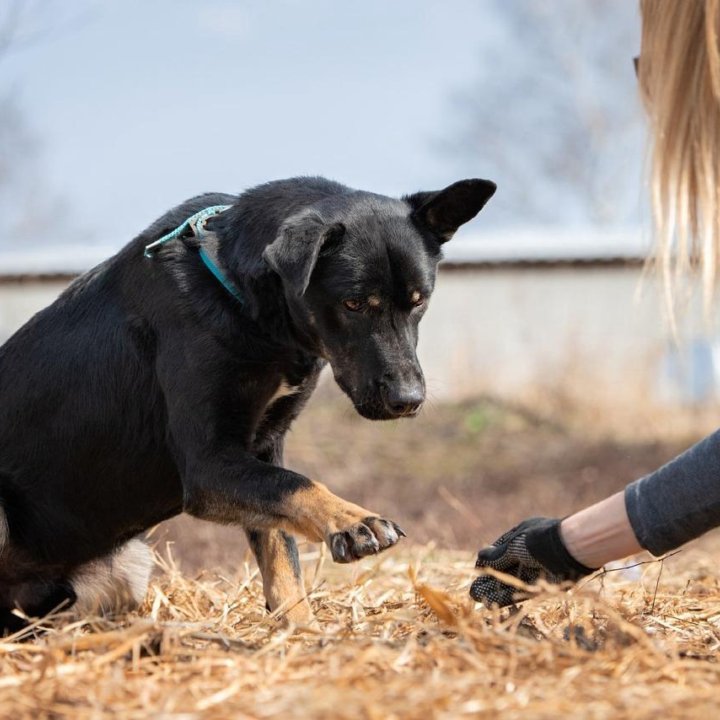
70,539,154,616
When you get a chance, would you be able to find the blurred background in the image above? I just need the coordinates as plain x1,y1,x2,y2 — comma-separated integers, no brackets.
0,1,716,569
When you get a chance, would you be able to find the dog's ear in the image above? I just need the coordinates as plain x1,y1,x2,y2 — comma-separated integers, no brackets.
405,179,496,243
263,214,346,296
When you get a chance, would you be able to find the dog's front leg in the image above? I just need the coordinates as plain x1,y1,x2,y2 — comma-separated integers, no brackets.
158,352,404,597
245,528,312,625
247,440,313,624
273,480,406,563
181,456,405,564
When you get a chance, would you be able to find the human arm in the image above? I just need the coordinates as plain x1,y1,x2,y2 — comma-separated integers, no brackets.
471,429,720,606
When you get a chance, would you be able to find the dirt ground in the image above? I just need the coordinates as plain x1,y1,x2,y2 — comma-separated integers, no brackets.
159,384,699,574
4,388,720,719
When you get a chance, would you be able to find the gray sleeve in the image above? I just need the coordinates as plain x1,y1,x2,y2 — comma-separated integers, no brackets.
625,429,720,556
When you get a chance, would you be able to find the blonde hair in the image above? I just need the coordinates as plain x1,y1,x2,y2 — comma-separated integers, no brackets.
639,0,720,321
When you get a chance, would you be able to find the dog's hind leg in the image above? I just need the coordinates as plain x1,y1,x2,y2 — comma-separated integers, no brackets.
69,538,154,616
0,580,77,636
245,529,313,625
0,539,152,635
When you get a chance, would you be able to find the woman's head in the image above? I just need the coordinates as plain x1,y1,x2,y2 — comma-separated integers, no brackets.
639,0,720,316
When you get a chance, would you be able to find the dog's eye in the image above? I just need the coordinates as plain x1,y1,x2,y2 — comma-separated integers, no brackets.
411,291,425,307
343,299,364,312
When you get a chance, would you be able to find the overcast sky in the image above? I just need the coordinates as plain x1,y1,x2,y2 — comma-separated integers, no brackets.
2,0,502,246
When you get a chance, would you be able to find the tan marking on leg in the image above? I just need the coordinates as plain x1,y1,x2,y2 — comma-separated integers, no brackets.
278,481,377,542
254,530,312,626
277,481,405,563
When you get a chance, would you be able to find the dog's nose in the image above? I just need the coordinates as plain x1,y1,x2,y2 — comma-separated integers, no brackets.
381,384,425,417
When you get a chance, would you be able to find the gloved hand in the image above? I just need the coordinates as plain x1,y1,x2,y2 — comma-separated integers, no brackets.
470,517,596,607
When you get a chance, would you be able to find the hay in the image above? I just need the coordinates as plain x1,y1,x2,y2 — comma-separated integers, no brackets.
1,543,719,719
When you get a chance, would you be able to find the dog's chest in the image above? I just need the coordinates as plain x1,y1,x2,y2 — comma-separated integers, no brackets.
255,375,308,431
252,358,325,446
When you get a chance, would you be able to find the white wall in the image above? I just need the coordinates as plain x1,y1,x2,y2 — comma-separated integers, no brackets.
0,281,70,344
0,267,710,409
418,266,658,399
417,266,717,409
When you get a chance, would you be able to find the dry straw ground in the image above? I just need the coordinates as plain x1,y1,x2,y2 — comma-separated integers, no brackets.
3,394,718,718
1,538,719,720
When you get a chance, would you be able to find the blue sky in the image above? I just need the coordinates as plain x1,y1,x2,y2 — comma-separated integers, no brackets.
3,0,497,245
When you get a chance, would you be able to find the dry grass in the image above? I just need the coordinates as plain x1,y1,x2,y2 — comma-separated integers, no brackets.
2,539,720,719
3,395,717,718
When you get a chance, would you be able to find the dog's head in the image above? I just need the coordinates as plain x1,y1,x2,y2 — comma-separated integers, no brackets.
263,179,496,420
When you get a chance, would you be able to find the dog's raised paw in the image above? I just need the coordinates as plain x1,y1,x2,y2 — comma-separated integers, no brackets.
329,516,405,563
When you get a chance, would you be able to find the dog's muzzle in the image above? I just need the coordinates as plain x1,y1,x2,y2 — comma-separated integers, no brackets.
378,380,424,418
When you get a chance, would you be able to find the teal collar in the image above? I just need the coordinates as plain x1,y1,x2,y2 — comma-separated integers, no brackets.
143,205,244,305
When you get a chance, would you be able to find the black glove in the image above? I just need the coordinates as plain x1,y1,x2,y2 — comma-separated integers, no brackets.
470,517,595,607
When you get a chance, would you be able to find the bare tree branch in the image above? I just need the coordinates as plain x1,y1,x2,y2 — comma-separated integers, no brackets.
440,0,644,227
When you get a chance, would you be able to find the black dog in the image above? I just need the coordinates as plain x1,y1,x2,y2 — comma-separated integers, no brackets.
0,176,495,629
